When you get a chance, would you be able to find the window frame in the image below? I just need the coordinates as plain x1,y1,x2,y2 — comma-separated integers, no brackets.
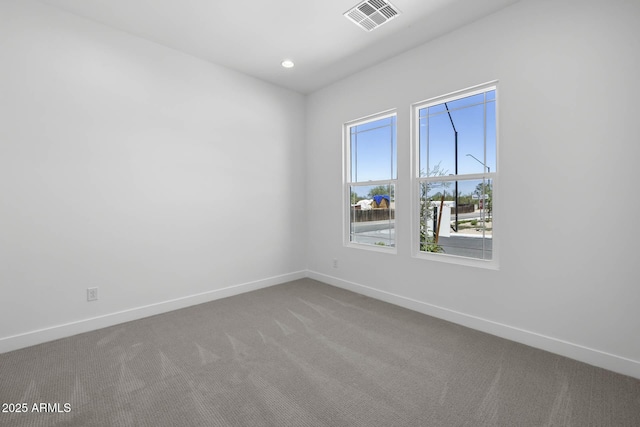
343,109,397,253
411,82,499,269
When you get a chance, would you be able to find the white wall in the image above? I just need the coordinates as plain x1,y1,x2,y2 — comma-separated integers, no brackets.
0,0,307,350
306,0,640,378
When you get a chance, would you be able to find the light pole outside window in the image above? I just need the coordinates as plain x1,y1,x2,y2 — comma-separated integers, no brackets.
465,154,491,218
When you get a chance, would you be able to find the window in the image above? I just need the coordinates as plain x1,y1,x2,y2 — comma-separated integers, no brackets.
413,83,497,264
345,111,396,249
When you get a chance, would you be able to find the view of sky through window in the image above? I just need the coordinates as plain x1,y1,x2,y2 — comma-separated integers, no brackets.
419,90,496,180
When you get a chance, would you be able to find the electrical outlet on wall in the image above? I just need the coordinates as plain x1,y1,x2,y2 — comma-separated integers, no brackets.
332,258,339,268
87,287,98,302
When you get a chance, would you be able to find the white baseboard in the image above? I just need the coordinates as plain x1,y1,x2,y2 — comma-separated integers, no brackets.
0,270,307,354
307,270,640,380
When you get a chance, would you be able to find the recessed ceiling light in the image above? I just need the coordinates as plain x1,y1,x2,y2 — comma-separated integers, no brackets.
281,60,295,68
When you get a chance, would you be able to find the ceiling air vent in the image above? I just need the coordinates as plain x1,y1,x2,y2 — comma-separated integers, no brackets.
344,0,401,32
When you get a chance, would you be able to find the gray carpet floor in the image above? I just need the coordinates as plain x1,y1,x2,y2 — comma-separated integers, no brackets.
1,278,639,426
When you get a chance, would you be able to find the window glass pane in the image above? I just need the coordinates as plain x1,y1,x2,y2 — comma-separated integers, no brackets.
444,92,484,111
461,100,496,174
350,183,395,247
351,127,357,181
350,116,396,182
419,179,492,260
428,103,447,115
354,116,394,133
427,112,456,174
420,91,497,176
485,100,496,173
419,116,428,177
453,103,486,175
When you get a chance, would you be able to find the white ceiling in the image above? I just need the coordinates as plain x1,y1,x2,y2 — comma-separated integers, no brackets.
40,0,521,94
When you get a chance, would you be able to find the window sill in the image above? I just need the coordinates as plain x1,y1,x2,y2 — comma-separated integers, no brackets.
413,251,499,270
345,242,397,255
